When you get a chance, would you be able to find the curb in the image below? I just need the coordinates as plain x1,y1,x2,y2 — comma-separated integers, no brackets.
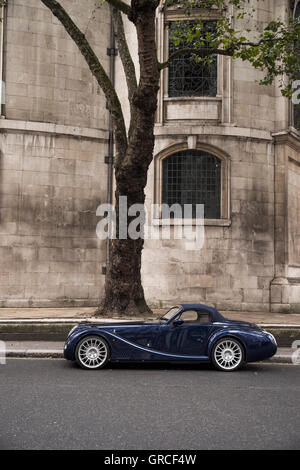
6,350,63,358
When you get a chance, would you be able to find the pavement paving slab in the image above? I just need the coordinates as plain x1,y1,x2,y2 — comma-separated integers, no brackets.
0,307,94,319
0,307,300,325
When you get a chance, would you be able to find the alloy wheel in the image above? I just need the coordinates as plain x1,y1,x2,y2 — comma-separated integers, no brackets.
213,338,243,371
76,336,109,370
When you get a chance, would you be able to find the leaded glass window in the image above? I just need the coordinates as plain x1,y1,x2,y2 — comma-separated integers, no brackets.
162,150,221,219
168,21,218,97
294,2,300,129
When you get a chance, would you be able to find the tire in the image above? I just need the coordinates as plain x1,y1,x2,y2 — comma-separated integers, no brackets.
211,337,244,372
75,335,110,370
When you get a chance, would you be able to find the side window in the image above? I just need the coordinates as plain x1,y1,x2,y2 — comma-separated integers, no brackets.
177,309,211,323
197,311,211,324
180,310,198,323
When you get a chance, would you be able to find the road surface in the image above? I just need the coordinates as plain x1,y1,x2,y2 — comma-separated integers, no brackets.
0,359,299,450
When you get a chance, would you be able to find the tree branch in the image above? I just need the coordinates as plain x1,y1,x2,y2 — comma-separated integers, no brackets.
40,0,127,157
105,0,132,17
112,8,137,103
111,7,138,139
158,46,234,70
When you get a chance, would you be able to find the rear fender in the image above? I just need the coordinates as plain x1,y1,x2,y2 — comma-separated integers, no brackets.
207,330,247,360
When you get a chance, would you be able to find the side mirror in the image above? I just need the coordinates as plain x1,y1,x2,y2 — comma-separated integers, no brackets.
173,318,184,326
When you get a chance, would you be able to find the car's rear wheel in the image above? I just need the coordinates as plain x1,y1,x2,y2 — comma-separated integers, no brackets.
75,335,110,370
212,337,244,372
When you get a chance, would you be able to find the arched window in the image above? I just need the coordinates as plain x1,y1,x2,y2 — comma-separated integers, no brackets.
293,1,300,129
162,149,221,219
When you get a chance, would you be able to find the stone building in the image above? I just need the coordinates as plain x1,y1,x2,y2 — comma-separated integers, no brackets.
0,0,299,313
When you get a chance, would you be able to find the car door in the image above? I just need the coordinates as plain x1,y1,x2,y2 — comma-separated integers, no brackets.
158,309,213,357
115,323,161,350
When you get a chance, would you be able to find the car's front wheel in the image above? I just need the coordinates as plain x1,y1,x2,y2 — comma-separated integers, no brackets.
212,337,244,372
75,335,110,370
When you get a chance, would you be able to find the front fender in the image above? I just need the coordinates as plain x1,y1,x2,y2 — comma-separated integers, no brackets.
64,327,114,361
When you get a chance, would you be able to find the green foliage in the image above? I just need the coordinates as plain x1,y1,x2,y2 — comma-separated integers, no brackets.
166,0,300,97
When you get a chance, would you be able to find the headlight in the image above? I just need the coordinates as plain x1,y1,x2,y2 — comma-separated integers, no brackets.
263,330,277,345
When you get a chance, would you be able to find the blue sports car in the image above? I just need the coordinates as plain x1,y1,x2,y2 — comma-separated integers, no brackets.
64,304,277,372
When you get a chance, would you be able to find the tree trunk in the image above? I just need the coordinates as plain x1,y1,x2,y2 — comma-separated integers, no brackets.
95,1,160,317
97,189,150,317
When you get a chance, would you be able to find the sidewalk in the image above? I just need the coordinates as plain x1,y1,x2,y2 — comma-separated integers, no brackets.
0,306,300,324
0,307,95,320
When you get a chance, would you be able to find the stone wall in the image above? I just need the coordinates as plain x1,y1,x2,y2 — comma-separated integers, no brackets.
288,158,300,266
0,0,299,313
0,0,110,307
138,1,282,312
5,0,110,129
142,131,275,312
270,133,300,313
0,128,108,307
233,0,276,132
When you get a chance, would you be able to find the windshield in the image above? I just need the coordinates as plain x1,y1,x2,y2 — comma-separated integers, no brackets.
160,306,181,322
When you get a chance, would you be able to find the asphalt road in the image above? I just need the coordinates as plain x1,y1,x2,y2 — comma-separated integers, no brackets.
0,359,299,450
